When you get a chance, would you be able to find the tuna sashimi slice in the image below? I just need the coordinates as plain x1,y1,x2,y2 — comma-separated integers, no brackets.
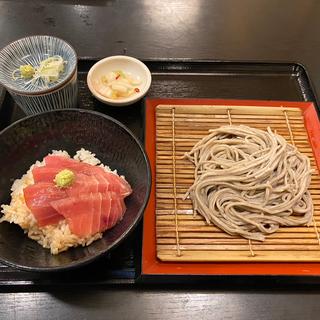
71,162,132,197
24,155,132,231
44,155,94,174
91,192,102,234
93,173,110,192
119,197,127,217
102,192,124,229
23,182,66,226
100,192,112,231
32,166,61,183
44,155,84,169
66,173,100,198
28,206,63,227
51,192,124,237
43,155,132,197
102,171,132,197
79,164,132,197
80,194,94,236
50,196,94,237
109,201,119,228
33,168,109,196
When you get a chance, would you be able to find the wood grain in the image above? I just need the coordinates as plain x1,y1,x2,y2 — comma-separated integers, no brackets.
1,290,320,320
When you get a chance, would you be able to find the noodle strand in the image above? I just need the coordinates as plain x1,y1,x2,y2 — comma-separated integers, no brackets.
184,125,313,241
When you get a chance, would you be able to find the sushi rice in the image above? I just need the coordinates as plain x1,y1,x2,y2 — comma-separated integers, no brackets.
0,148,123,254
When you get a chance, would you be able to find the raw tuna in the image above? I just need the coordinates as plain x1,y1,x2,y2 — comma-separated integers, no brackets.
23,182,66,226
65,173,111,197
24,155,132,236
44,155,83,169
44,155,132,196
32,166,61,183
51,192,125,237
66,173,99,197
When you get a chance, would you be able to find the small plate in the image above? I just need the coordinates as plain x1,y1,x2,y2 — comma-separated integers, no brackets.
87,55,152,107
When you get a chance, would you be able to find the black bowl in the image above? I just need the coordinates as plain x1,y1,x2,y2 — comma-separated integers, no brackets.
0,109,151,271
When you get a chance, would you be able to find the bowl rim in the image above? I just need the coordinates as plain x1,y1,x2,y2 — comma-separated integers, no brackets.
87,55,152,106
0,108,151,272
0,35,78,96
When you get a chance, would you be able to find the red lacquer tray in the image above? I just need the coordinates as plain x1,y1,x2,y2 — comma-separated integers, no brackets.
142,98,320,276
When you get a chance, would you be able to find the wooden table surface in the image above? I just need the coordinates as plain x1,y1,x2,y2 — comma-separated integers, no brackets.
2,0,320,319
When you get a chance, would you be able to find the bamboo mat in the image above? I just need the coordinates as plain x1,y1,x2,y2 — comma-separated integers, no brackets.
155,104,320,262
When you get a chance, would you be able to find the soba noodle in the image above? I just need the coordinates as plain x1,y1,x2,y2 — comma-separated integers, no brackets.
183,125,313,241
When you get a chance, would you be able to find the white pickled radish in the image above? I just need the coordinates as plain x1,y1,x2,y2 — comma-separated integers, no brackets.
105,72,117,83
111,83,128,94
113,80,133,89
131,76,141,86
96,83,112,97
98,70,141,99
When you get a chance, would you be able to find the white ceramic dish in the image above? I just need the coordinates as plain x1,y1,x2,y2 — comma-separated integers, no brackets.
87,55,152,106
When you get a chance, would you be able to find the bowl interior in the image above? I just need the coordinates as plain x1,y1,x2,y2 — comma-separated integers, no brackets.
0,35,77,94
88,56,151,105
0,109,150,271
